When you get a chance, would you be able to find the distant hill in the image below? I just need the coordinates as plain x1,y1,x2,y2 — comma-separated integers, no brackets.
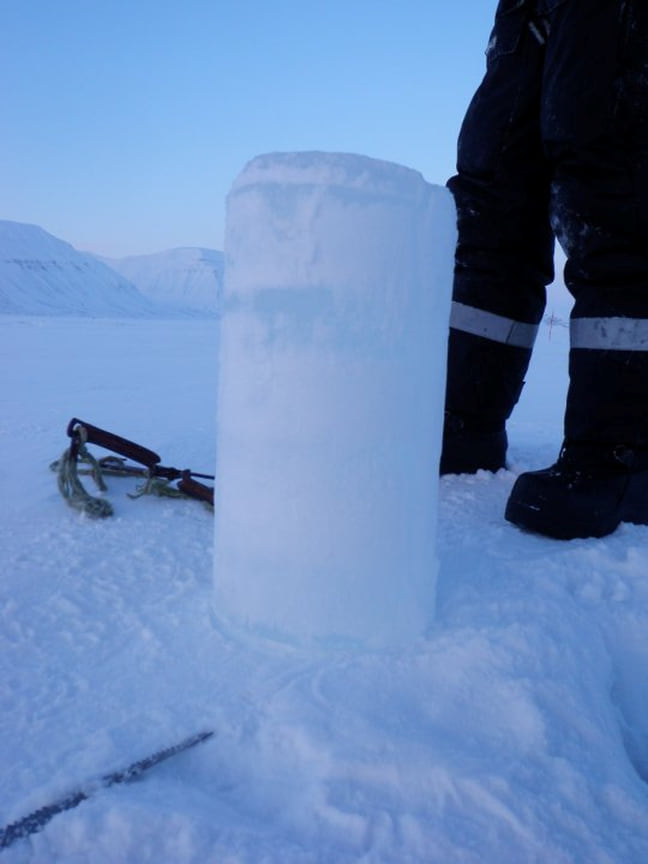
0,220,158,317
103,247,223,315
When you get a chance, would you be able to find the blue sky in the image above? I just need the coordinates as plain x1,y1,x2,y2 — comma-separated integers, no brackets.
2,1,495,257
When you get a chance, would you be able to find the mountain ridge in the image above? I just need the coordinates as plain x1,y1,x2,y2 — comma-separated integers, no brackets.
0,220,223,317
102,246,223,315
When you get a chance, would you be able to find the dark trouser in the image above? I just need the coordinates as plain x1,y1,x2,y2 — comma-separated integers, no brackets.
446,0,648,446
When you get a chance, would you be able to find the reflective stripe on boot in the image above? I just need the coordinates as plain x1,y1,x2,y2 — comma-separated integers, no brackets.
443,303,539,472
570,316,648,351
450,301,540,349
565,317,648,445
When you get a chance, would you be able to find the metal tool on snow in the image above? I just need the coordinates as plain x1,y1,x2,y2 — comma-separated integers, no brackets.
0,730,214,850
51,418,215,517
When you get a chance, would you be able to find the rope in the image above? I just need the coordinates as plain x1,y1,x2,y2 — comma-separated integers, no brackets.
55,431,114,519
129,475,192,500
52,446,211,515
51,419,215,515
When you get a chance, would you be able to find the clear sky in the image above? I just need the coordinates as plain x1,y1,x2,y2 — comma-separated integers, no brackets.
2,1,495,257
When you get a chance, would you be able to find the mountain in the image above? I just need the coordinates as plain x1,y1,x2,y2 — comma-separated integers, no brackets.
104,247,224,315
0,220,156,317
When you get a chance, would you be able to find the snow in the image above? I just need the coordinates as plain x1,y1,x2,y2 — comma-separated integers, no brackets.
3,301,648,862
103,248,224,316
0,221,224,318
214,153,455,645
0,221,156,318
2,215,648,861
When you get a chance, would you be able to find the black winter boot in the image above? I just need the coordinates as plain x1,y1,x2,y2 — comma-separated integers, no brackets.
505,441,648,539
440,413,507,475
441,329,534,475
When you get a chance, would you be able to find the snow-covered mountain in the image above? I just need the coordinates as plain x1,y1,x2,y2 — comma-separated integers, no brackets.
0,220,156,317
103,247,223,315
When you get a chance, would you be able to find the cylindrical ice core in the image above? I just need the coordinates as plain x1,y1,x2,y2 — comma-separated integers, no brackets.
213,152,455,646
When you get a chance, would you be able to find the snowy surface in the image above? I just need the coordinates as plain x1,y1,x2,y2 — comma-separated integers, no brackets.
2,306,648,862
215,153,455,644
103,248,224,316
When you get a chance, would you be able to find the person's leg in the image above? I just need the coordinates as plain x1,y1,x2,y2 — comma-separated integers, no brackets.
442,0,555,475
506,0,648,537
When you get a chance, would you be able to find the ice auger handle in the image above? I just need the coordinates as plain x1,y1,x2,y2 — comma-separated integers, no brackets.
67,418,162,469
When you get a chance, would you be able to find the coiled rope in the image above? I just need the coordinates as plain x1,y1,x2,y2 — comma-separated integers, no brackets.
54,425,114,518
51,418,215,517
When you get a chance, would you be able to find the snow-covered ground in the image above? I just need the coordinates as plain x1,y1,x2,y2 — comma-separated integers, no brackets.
2,308,648,863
